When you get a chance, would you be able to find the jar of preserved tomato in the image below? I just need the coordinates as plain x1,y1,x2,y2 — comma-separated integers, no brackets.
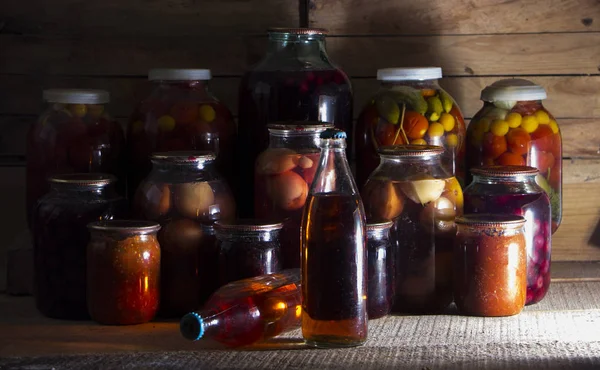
87,220,161,325
127,69,236,201
27,89,125,228
454,214,527,317
215,219,283,286
237,28,353,217
463,165,551,305
133,151,236,317
356,68,466,188
466,79,562,233
361,145,463,314
32,173,125,319
255,123,332,268
366,220,394,320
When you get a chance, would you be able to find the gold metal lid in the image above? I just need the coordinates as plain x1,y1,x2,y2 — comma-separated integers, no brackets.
49,173,116,187
268,27,328,35
455,214,526,229
215,219,284,233
87,220,161,234
471,165,539,177
378,145,445,157
151,151,216,164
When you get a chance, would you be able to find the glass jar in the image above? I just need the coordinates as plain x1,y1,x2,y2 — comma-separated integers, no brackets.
466,79,562,233
361,145,463,314
127,69,236,201
366,220,394,320
133,151,236,318
454,214,527,317
87,220,161,325
356,68,466,188
215,219,283,286
463,165,551,305
254,123,332,268
236,27,353,217
32,173,125,319
27,89,125,228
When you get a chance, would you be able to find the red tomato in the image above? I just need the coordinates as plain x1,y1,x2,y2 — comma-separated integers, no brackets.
530,125,554,152
496,152,526,166
482,132,508,159
506,128,531,156
376,120,402,146
531,151,555,175
169,102,198,124
402,111,429,140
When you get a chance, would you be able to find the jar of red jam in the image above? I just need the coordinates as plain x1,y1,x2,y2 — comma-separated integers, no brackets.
87,220,161,325
27,89,125,228
255,123,331,268
215,219,283,286
361,145,463,314
454,214,527,317
127,69,236,201
366,220,394,320
463,165,551,305
466,79,562,233
133,151,236,317
32,173,125,320
237,28,353,217
356,68,466,188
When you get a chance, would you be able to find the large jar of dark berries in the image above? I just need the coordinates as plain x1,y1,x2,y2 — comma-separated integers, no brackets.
27,89,125,228
133,151,235,318
32,173,125,319
361,145,463,314
463,165,551,305
127,69,236,201
237,28,353,217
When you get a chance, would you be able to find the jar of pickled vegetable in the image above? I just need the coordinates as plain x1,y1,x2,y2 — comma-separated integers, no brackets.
361,145,463,314
215,219,283,286
466,79,562,233
87,220,161,325
133,151,236,317
127,69,236,201
32,173,125,319
366,220,394,320
255,123,332,268
237,28,353,217
463,165,551,305
356,68,466,188
454,214,527,317
27,89,125,228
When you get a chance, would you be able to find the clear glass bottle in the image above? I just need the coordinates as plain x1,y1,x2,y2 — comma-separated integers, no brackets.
301,128,367,348
254,123,332,268
366,220,394,320
236,28,353,217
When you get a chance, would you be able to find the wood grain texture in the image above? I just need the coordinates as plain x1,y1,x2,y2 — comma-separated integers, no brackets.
308,0,600,34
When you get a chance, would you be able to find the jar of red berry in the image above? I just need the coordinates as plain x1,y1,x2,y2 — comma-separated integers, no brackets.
466,79,562,233
463,165,552,305
87,220,161,325
127,69,236,201
27,89,125,228
254,123,332,268
356,68,466,188
237,28,353,217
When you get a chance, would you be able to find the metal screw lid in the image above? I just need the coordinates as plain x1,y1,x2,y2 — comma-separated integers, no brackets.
267,122,334,135
378,144,445,157
148,69,211,81
43,89,110,104
268,27,328,35
377,67,443,81
151,151,216,164
214,219,284,233
49,173,116,187
455,214,526,229
87,220,162,234
470,165,539,177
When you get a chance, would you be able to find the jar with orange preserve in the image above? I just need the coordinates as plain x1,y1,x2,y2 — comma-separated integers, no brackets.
466,79,562,233
356,68,466,188
254,123,332,268
361,145,463,314
87,220,161,325
27,89,125,228
127,69,236,200
454,214,527,317
133,151,236,318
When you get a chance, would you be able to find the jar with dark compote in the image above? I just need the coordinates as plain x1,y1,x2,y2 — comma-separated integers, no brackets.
463,165,551,305
237,27,353,217
32,173,125,319
366,220,394,320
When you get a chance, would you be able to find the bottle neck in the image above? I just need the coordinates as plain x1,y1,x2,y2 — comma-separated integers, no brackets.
312,138,357,194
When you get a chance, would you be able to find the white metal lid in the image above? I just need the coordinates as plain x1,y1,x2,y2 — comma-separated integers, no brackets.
480,79,547,102
148,69,212,81
42,89,110,104
377,67,443,81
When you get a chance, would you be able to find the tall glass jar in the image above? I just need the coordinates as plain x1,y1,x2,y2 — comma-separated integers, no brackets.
133,151,236,318
361,145,463,314
32,173,125,319
366,220,394,320
356,68,466,188
237,28,353,217
27,89,125,228
127,69,236,201
254,123,332,268
463,166,551,305
465,79,562,233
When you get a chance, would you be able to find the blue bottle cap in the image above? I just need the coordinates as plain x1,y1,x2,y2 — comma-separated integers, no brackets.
319,128,347,140
180,312,205,341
